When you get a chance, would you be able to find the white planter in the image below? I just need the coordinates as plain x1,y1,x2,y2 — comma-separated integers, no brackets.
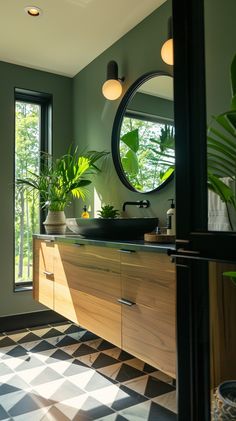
43,210,66,235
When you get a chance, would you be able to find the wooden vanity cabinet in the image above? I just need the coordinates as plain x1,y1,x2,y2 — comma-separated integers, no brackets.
33,239,54,309
120,250,176,378
33,238,176,377
53,242,122,347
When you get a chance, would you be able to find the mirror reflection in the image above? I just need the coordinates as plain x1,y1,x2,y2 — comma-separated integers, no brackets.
116,74,175,193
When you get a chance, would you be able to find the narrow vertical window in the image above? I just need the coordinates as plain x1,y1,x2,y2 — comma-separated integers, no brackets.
14,90,51,287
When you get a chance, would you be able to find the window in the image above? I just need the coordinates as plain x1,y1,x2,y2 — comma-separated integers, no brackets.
14,89,51,287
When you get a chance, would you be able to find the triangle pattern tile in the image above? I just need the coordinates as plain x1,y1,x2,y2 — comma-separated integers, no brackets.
60,343,82,356
115,363,145,383
19,340,42,352
72,395,114,420
111,385,147,412
123,375,149,396
103,347,123,360
68,331,91,342
4,332,28,343
29,340,55,353
97,340,116,351
50,379,85,401
77,330,99,342
15,355,45,372
43,335,65,347
92,353,119,369
148,401,177,420
73,343,98,358
84,338,103,350
0,404,9,421
50,321,71,328
42,327,62,339
150,370,174,385
76,351,102,367
45,349,72,364
8,391,53,417
64,325,85,335
13,407,50,421
56,335,79,347
68,369,96,389
0,362,14,376
29,326,51,337
143,363,156,374
18,333,41,344
96,414,128,421
84,371,117,393
2,345,27,359
32,377,66,399
88,384,121,405
45,359,73,375
0,336,16,348
15,365,48,386
30,366,62,386
124,358,145,372
57,393,88,410
0,356,29,371
144,376,175,398
118,400,152,420
41,405,71,421
52,401,83,420
63,358,90,377
0,390,26,412
97,362,123,381
117,351,134,362
0,374,30,395
152,390,177,414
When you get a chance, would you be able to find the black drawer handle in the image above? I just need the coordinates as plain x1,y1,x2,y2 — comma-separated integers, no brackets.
118,249,136,254
43,270,54,276
118,298,136,306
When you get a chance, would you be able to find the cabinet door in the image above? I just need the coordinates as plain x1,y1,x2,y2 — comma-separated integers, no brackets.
120,250,176,378
33,239,54,309
54,242,122,347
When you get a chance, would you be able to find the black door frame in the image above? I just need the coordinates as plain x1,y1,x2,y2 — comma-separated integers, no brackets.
172,0,236,419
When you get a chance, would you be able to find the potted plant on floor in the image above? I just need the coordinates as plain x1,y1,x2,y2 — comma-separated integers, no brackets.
16,147,108,234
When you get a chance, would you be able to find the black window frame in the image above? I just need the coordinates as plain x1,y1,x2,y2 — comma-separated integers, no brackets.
14,88,52,290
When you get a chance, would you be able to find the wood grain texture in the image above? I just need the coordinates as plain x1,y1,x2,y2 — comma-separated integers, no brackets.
54,243,121,300
33,239,54,309
121,251,176,378
209,261,236,387
122,303,176,378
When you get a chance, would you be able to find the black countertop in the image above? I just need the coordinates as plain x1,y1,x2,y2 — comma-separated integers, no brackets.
34,234,176,254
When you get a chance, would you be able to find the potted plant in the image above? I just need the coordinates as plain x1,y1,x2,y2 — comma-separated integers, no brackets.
16,147,108,234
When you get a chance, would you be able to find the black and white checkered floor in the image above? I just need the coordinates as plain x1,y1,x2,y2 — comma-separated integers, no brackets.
0,321,177,420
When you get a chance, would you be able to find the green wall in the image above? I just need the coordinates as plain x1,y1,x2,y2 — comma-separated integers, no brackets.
129,93,174,121
0,61,73,317
73,1,174,224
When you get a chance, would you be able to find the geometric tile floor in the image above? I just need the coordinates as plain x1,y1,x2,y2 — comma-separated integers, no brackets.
0,321,177,420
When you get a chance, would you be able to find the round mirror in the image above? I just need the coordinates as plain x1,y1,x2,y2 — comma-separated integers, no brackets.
112,71,174,193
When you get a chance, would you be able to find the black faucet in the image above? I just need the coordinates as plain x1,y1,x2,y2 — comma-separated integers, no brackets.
122,200,150,212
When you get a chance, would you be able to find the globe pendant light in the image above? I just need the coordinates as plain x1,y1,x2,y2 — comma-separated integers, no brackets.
161,17,174,66
102,61,124,100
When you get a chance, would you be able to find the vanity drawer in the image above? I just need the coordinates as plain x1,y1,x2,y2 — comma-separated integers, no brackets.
121,251,175,311
33,239,54,309
122,302,176,378
54,242,121,300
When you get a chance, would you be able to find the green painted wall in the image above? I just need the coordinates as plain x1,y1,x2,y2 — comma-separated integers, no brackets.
73,1,174,224
0,61,73,317
128,93,174,121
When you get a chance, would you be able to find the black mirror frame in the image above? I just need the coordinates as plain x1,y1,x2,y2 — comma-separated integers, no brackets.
111,70,174,194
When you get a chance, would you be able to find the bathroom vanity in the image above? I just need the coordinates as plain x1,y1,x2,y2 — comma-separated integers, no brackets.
33,235,176,378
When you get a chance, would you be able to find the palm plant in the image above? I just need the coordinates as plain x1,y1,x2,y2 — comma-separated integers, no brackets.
207,54,236,229
16,147,108,211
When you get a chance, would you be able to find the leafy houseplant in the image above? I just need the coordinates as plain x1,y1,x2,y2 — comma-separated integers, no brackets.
207,54,236,229
17,147,108,234
97,205,120,219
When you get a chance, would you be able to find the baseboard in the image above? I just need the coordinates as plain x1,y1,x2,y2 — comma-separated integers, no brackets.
0,310,67,333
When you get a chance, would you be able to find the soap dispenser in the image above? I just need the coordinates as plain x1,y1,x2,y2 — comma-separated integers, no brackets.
166,199,176,236
81,205,90,219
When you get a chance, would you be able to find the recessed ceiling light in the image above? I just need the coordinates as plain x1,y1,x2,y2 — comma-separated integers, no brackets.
24,6,42,17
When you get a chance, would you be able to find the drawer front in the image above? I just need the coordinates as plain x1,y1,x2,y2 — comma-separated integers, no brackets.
121,251,175,310
54,284,121,347
33,239,54,309
54,243,121,300
122,303,176,378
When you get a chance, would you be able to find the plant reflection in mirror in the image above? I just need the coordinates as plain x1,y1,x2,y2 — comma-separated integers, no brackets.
120,117,175,192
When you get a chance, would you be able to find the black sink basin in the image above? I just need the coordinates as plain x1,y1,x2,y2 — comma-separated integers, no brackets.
66,217,159,240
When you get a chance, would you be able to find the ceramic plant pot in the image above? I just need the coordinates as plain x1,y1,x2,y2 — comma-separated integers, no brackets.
216,381,236,419
43,210,66,235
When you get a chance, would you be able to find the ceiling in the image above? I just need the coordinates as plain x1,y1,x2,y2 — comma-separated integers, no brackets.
0,0,165,77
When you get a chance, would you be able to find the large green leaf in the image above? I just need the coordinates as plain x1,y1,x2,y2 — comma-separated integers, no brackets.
160,167,174,181
231,54,236,98
207,173,236,209
121,129,139,153
121,150,139,176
